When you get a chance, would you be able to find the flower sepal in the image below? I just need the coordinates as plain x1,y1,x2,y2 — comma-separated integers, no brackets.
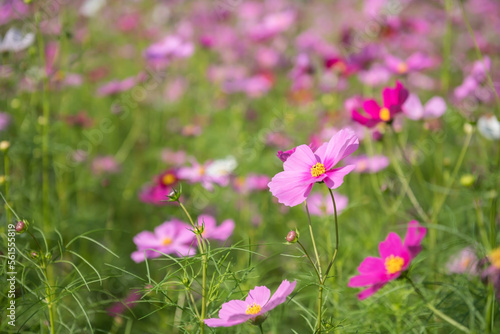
248,314,268,327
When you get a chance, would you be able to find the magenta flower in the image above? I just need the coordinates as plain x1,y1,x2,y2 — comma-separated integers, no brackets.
197,214,234,241
268,129,359,207
351,81,409,128
276,148,297,163
306,192,348,217
204,279,297,328
348,221,426,300
131,219,196,263
97,76,138,96
139,169,179,205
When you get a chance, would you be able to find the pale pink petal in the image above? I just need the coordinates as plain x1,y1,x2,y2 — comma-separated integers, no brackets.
218,300,248,320
245,286,271,306
204,317,247,327
323,165,356,189
261,280,296,313
402,93,424,120
315,129,359,170
268,170,315,207
283,144,318,171
423,96,446,119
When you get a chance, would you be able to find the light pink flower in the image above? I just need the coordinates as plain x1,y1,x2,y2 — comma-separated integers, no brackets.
306,192,348,217
91,156,120,175
233,174,271,194
344,155,390,174
402,94,446,120
131,219,196,263
268,129,359,207
197,214,234,241
446,247,478,275
204,280,297,328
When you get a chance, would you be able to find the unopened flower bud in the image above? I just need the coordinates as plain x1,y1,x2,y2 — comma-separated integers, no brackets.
460,174,476,187
286,230,298,243
0,141,10,151
15,220,27,233
30,251,39,259
463,122,474,135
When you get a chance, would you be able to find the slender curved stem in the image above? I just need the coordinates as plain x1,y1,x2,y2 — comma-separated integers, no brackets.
178,202,207,334
297,241,321,281
304,202,323,279
323,189,339,281
407,277,471,333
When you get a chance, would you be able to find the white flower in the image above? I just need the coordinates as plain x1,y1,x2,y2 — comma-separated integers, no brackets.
0,28,35,53
478,114,500,141
206,156,237,177
80,0,106,17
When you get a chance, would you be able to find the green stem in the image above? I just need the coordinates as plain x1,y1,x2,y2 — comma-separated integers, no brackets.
407,277,471,333
386,128,430,223
4,151,11,225
441,0,453,92
297,240,321,281
304,201,323,333
323,189,339,281
178,202,207,333
485,284,495,333
259,323,264,334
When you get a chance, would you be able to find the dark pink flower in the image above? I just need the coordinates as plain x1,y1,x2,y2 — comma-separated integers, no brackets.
352,81,409,128
268,129,359,207
131,219,196,263
348,221,426,300
139,169,179,205
204,280,296,328
97,76,138,96
0,112,11,131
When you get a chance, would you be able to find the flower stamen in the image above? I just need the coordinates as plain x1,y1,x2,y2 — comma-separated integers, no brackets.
245,303,261,315
311,162,326,177
379,107,391,122
162,237,173,246
385,255,404,274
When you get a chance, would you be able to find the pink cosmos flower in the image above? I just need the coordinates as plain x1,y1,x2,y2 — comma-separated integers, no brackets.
446,247,478,275
402,94,446,120
233,174,270,194
139,169,179,205
204,279,297,328
385,53,436,75
197,214,234,241
344,155,390,174
0,112,11,131
91,156,120,175
161,149,187,166
131,219,196,263
107,289,141,317
0,0,29,26
97,76,138,96
348,221,426,300
352,81,409,128
268,129,359,207
144,35,194,68
306,192,348,217
178,157,236,191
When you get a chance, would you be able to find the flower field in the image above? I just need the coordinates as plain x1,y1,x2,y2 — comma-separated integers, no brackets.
1,0,500,333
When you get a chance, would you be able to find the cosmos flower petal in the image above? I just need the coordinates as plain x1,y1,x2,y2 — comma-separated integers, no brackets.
218,300,248,320
268,170,316,206
403,221,427,259
348,274,388,287
358,256,386,274
314,129,359,170
261,280,296,313
423,96,446,118
283,144,318,171
358,283,386,300
378,232,404,259
323,165,356,189
204,317,248,327
245,286,271,306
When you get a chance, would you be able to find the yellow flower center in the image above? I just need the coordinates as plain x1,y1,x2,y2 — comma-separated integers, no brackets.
397,62,408,74
162,237,173,246
199,167,205,175
245,303,262,315
490,248,500,268
385,255,405,274
379,107,391,122
162,173,176,186
311,162,326,177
